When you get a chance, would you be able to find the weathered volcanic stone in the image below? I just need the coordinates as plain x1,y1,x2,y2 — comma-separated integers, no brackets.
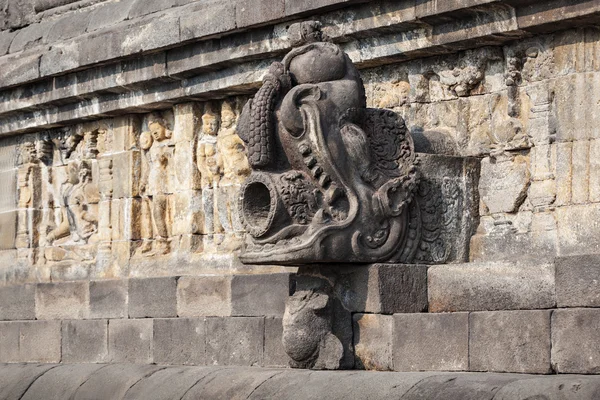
555,254,600,307
74,364,165,400
353,313,393,371
470,310,552,374
428,261,555,312
0,364,57,400
263,317,288,367
231,273,290,316
20,363,106,400
0,321,20,362
153,318,206,365
206,317,264,366
0,284,35,320
177,275,232,317
129,277,177,318
89,279,128,319
393,313,468,371
19,320,62,363
552,308,600,374
109,319,153,363
62,319,108,363
35,281,89,320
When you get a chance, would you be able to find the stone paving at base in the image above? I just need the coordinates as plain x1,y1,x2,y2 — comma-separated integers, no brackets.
1,363,600,400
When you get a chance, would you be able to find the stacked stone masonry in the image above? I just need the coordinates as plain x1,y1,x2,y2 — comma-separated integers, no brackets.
1,0,600,388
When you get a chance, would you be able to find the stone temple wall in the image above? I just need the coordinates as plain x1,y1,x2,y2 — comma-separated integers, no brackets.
1,0,600,378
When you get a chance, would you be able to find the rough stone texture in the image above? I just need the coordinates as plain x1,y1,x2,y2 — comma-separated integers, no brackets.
0,321,20,362
153,318,206,365
19,320,62,363
129,277,177,318
124,366,215,400
0,284,35,320
35,281,89,320
206,317,264,366
236,0,285,28
552,308,600,374
3,363,600,399
62,319,108,363
556,254,600,307
177,275,232,317
179,1,236,42
337,264,428,314
231,273,290,316
20,363,106,400
108,319,153,364
393,313,468,372
74,364,165,400
89,279,128,319
428,261,556,312
353,313,393,371
263,316,288,368
470,310,552,374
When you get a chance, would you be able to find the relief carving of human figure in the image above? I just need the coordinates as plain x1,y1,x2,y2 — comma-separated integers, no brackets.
216,102,250,234
139,113,172,255
196,108,223,236
45,160,98,246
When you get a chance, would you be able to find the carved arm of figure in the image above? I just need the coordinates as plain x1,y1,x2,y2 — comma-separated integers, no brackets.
45,208,70,245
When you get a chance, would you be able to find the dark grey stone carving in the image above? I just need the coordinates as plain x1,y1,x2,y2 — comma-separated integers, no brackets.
237,21,420,265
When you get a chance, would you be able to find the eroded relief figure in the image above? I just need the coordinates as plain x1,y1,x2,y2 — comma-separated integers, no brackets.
196,108,222,236
139,113,172,255
236,21,420,264
216,102,251,235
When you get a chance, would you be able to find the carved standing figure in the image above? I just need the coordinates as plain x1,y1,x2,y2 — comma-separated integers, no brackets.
196,108,223,236
139,113,172,255
216,102,250,234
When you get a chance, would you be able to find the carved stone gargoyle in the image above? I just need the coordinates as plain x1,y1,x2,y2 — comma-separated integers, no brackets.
237,21,420,265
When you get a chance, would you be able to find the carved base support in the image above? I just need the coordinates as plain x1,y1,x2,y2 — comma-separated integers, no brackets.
282,266,353,370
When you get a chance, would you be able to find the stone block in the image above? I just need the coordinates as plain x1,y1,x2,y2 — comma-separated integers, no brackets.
236,0,284,28
393,313,468,371
121,16,180,55
153,318,206,365
109,319,153,363
74,364,165,400
171,190,203,235
87,0,135,32
0,364,56,400
9,20,52,53
0,30,16,56
46,9,92,43
0,321,20,362
123,366,215,400
494,375,600,400
179,1,236,42
285,0,368,16
177,275,232,317
0,210,16,251
0,52,40,87
0,284,35,320
19,320,61,363
428,261,555,312
470,310,552,374
62,319,108,363
556,254,600,307
20,363,106,400
557,204,600,256
552,308,600,374
337,264,428,314
264,317,288,367
111,151,141,198
89,279,128,319
206,317,264,366
231,273,290,316
353,314,393,371
35,281,89,320
129,277,177,318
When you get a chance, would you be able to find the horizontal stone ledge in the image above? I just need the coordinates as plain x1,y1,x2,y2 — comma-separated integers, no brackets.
2,364,600,399
428,261,556,312
1,1,600,136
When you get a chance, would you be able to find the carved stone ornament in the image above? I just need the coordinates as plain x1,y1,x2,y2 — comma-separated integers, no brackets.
237,21,420,265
